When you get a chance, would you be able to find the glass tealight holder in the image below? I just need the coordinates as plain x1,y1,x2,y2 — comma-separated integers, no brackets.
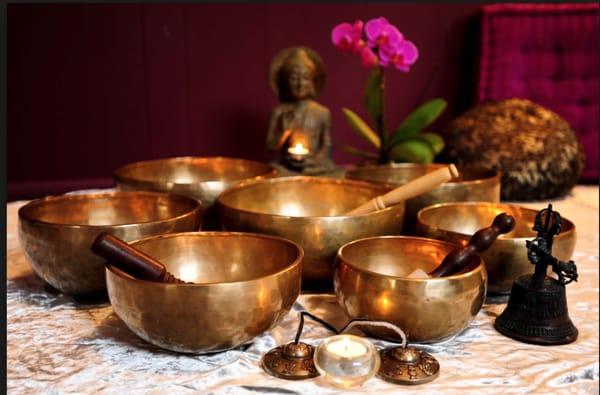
313,334,380,388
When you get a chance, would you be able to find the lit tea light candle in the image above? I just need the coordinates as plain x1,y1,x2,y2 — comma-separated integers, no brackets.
287,142,309,158
327,336,367,357
314,334,380,388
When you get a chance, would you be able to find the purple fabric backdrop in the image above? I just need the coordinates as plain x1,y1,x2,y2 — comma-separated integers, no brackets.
8,3,597,200
478,3,599,182
7,3,484,200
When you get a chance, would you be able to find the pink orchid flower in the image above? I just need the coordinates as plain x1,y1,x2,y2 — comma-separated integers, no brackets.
331,20,365,53
379,39,419,71
364,17,403,49
331,17,418,71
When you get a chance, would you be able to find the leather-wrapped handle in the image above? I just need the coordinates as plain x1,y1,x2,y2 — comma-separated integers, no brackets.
428,212,516,277
91,232,186,283
345,164,459,216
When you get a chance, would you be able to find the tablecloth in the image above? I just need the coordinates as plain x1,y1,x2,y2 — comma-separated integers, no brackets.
7,186,599,394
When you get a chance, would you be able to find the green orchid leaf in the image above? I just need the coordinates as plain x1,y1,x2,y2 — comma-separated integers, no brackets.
364,67,383,126
388,139,435,163
416,132,445,154
387,98,447,149
342,108,381,149
341,144,379,160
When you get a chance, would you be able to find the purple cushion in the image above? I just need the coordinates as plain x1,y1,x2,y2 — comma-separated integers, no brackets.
478,3,599,182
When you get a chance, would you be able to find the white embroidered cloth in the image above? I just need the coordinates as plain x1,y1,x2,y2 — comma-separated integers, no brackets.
7,186,599,394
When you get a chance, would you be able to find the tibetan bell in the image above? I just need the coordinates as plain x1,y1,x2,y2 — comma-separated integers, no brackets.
495,204,578,345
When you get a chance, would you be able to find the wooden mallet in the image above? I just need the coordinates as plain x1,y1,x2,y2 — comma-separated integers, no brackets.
407,212,516,278
91,232,189,283
345,164,459,216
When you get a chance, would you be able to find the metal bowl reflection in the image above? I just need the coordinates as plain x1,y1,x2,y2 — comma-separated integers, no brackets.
334,236,487,343
346,163,500,232
106,232,302,354
416,202,576,294
114,156,276,226
18,191,202,295
217,176,405,291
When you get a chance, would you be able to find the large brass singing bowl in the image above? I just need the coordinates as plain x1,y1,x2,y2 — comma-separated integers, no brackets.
335,236,487,343
18,191,202,295
114,156,276,227
106,232,303,354
416,202,576,294
217,177,405,291
346,163,500,232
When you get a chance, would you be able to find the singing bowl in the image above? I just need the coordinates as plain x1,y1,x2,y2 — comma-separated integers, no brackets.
346,163,500,232
106,232,303,354
217,176,405,291
334,236,487,343
114,157,276,227
416,202,576,294
18,191,202,295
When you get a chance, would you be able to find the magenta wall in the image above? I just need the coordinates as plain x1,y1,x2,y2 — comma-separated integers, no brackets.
8,3,485,200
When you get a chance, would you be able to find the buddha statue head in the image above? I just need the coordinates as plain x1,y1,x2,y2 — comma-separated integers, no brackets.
270,47,326,103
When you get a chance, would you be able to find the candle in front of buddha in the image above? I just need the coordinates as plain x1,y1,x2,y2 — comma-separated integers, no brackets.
313,334,380,388
287,142,309,161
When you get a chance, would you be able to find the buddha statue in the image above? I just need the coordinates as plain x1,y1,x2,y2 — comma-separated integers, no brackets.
266,47,339,176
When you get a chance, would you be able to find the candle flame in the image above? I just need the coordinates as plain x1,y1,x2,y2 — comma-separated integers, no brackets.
343,336,350,354
288,142,309,156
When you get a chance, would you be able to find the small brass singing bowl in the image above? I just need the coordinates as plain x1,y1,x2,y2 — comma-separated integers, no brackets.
334,236,487,343
217,176,405,292
416,202,576,294
346,163,500,233
18,191,203,295
106,232,303,354
114,157,276,227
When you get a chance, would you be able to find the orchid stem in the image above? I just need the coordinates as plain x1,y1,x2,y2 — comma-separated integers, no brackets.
377,67,388,164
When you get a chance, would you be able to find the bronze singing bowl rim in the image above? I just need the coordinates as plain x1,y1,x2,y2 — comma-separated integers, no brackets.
218,176,399,220
106,231,304,287
113,156,277,187
337,235,485,280
416,201,576,241
346,162,501,187
18,191,203,229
